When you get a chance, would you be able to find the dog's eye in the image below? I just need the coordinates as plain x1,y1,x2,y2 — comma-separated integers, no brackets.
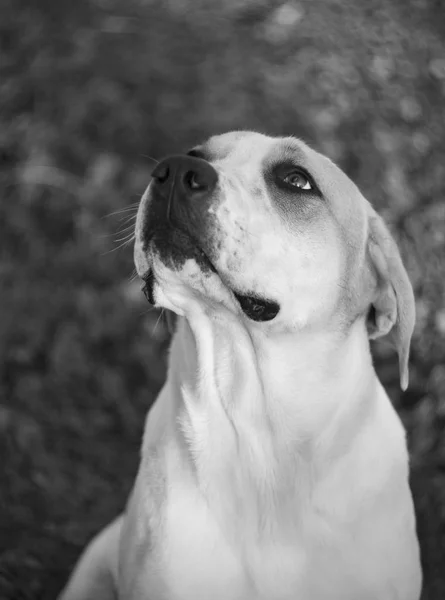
283,171,312,190
272,163,317,194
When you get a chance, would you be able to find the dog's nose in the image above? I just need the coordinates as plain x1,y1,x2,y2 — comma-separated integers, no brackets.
151,155,217,199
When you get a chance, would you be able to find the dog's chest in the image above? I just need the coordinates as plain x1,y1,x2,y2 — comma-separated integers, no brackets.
123,384,419,600
127,475,380,600
144,482,308,600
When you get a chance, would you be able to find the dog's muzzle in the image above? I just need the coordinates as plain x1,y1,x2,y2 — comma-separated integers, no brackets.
141,155,217,263
140,155,280,322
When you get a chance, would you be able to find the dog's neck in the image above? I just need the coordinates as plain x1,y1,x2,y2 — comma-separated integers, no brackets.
163,309,377,539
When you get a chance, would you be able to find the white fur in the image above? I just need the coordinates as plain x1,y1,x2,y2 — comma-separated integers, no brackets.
60,132,422,600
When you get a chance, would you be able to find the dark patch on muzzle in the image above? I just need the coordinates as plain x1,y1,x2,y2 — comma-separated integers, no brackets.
150,227,216,274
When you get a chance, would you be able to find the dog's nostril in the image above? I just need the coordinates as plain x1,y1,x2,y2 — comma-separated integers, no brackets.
184,170,206,191
151,164,169,183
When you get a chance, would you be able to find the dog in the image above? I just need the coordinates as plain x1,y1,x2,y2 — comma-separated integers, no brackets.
59,131,422,600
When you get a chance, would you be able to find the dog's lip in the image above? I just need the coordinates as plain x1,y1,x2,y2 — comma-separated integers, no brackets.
141,271,155,304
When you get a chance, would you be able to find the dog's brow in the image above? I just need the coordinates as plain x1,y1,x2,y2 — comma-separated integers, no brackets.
262,140,308,173
278,140,307,164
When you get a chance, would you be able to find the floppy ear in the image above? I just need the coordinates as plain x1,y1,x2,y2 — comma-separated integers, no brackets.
365,209,415,391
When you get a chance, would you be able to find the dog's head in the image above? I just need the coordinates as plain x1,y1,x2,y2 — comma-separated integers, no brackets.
134,132,415,389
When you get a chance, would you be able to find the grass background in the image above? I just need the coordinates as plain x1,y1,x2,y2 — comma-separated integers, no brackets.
1,0,445,597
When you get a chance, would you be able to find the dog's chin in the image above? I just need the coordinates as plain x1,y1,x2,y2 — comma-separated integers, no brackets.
139,229,280,322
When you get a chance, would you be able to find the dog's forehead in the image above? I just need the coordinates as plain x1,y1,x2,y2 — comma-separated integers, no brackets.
202,131,274,164
203,132,309,166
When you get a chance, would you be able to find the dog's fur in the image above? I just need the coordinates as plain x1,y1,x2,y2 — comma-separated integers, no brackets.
60,132,422,600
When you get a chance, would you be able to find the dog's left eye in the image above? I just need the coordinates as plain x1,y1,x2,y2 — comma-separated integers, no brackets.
283,171,312,190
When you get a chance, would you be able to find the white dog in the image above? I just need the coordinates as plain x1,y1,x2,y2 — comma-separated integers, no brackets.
59,132,422,600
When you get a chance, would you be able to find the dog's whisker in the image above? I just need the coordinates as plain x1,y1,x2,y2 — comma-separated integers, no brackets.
114,224,136,236
119,213,137,224
103,204,140,219
115,221,137,233
141,153,160,165
138,305,157,317
114,233,136,244
102,235,135,255
99,226,135,240
99,231,130,240
153,309,165,336
116,220,136,230
129,268,138,282
105,202,139,217
117,235,135,247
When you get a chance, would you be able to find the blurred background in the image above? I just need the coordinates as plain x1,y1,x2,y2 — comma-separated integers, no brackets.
1,0,444,597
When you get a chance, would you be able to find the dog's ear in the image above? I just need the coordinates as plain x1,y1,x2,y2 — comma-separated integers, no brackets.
365,208,415,391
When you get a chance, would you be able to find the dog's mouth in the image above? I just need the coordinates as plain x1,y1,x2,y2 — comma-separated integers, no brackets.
141,272,156,305
140,227,280,322
233,293,280,322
